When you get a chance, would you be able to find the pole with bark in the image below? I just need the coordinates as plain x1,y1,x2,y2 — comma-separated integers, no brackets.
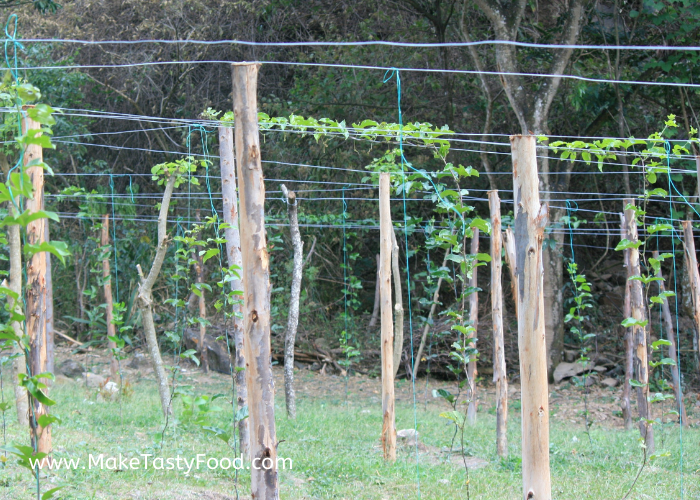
390,228,404,378
0,154,29,427
232,62,279,498
281,184,303,419
489,191,508,456
219,124,249,457
619,212,633,431
624,199,654,453
652,250,687,427
101,213,118,381
194,210,209,373
379,172,396,462
511,135,551,500
682,220,700,373
135,173,177,419
23,112,53,460
466,228,479,425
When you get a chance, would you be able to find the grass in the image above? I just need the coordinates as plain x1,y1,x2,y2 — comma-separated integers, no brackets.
0,364,698,499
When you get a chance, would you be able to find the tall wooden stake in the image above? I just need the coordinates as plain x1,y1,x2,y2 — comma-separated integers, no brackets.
379,172,396,462
682,220,700,375
281,184,303,419
652,250,688,427
23,112,53,461
619,213,633,431
101,213,118,381
232,62,279,498
219,124,249,457
194,210,209,373
466,228,479,425
489,190,508,456
511,135,550,500
625,199,654,453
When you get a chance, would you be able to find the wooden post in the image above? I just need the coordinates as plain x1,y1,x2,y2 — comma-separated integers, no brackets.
101,213,118,381
23,111,52,461
390,228,404,378
625,199,654,453
620,213,633,431
489,190,508,457
232,62,279,497
466,228,479,425
219,124,249,457
379,172,396,462
502,227,518,319
652,250,688,427
682,220,700,374
511,135,551,500
281,184,303,419
194,210,209,373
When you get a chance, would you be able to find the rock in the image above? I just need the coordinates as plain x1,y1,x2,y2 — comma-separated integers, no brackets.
553,362,586,383
564,350,578,362
58,359,85,379
584,374,598,387
84,373,106,388
601,377,618,388
128,353,149,369
397,429,419,445
593,365,607,373
183,328,232,374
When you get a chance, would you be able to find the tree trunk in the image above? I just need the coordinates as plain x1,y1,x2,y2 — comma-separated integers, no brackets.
194,210,209,373
489,191,508,456
390,228,404,378
219,124,249,458
625,200,653,453
232,62,279,498
101,214,119,381
619,213,633,431
683,220,700,377
23,112,52,461
136,174,177,419
368,254,380,330
281,184,303,419
466,228,479,425
379,173,396,462
511,135,551,500
652,251,688,427
414,247,450,376
1,154,29,427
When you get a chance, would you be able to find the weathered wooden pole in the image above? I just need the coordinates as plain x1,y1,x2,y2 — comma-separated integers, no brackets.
466,228,479,425
23,111,53,461
619,212,633,431
281,184,303,419
219,123,249,457
511,135,551,500
194,210,209,373
232,62,279,498
682,220,700,375
652,250,688,427
489,190,508,456
379,172,396,462
101,213,118,381
625,199,653,453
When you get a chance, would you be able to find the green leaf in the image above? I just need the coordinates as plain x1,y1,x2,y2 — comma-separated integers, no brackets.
24,241,71,265
27,104,56,126
200,248,219,263
615,239,642,251
629,379,646,388
476,253,492,263
621,317,648,328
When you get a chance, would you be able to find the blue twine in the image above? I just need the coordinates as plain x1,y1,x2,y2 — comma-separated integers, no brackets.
384,68,420,496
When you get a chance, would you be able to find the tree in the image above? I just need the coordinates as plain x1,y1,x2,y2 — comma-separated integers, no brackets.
462,0,590,373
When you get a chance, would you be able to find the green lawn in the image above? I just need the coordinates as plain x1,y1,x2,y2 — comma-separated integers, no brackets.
0,365,697,499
